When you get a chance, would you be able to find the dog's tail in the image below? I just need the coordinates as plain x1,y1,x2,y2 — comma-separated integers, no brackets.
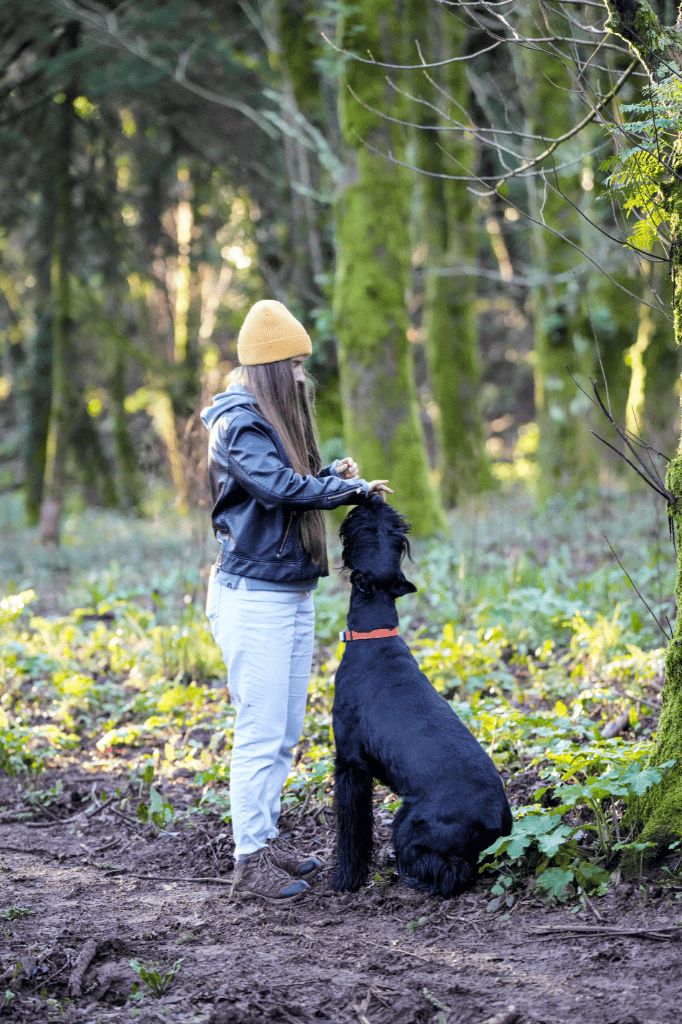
400,852,474,898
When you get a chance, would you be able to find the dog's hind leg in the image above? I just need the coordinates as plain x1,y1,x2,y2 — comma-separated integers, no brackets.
332,759,374,892
393,806,474,897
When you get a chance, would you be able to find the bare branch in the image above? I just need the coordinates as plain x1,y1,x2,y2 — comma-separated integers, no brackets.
492,59,638,189
603,534,672,641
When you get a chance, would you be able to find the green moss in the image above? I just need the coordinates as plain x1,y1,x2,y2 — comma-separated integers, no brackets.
333,0,444,536
628,458,682,851
415,5,491,508
660,179,682,347
278,0,321,118
605,0,682,82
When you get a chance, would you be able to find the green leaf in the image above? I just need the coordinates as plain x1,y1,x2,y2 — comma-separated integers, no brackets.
149,786,163,816
535,866,575,903
627,766,663,795
631,610,643,633
136,801,148,823
574,861,610,894
143,764,154,785
537,824,575,857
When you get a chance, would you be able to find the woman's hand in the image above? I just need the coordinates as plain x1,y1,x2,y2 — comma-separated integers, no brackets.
366,480,393,502
337,457,359,480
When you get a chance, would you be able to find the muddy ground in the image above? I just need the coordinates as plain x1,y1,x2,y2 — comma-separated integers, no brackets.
0,766,680,1024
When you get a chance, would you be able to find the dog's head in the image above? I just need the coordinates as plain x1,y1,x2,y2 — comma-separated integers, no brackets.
339,495,417,598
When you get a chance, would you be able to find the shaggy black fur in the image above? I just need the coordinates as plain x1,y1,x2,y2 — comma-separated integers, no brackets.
332,495,513,897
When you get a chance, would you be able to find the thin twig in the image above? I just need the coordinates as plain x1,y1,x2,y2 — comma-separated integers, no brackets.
359,937,432,962
102,867,230,884
603,534,672,641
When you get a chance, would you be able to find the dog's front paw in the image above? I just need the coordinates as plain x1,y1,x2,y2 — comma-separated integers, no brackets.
331,871,366,893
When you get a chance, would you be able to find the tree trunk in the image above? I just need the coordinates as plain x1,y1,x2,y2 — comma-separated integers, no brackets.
111,348,142,512
101,128,142,513
24,150,57,525
513,31,600,498
604,0,682,849
38,24,80,544
70,407,118,508
333,0,445,535
414,2,491,508
270,1,327,310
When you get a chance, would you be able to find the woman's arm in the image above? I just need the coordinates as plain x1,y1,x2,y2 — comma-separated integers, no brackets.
218,415,369,511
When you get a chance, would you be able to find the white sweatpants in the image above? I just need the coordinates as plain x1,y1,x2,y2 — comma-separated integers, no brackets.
206,571,315,857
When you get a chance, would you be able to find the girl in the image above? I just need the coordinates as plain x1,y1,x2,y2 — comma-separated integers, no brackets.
201,299,391,900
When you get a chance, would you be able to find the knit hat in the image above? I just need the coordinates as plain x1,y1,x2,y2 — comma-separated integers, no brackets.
237,300,312,365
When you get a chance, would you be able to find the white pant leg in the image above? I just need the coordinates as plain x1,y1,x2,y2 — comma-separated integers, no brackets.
206,575,314,857
262,590,314,836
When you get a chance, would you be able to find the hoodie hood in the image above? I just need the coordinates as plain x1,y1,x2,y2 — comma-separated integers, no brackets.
200,384,257,430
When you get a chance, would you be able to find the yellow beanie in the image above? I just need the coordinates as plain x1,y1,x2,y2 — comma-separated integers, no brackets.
237,300,312,365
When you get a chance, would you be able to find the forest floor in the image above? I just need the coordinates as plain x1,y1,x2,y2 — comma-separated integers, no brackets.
1,486,682,1023
1,762,680,1024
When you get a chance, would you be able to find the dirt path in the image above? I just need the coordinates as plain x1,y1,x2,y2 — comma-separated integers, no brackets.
0,772,680,1024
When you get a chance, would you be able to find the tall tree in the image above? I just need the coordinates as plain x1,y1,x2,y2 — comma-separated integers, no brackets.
601,0,682,851
511,12,603,497
411,2,492,508
38,21,81,544
333,0,445,535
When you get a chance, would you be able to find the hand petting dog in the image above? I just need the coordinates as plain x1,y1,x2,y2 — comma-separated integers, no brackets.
336,457,392,501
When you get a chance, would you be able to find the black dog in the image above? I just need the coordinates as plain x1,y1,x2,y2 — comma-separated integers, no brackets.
331,495,512,897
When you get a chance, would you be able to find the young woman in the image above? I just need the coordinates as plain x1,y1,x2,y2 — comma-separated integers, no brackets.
201,299,391,901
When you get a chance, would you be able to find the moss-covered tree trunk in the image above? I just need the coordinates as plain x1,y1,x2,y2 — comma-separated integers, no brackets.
412,2,491,508
333,0,444,535
38,27,80,544
24,159,56,525
604,0,682,846
271,0,327,313
513,29,600,498
101,130,142,513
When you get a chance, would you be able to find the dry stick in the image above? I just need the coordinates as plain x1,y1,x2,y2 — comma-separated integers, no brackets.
67,937,99,998
196,825,221,874
109,807,140,826
359,937,432,963
104,868,230,885
531,924,682,938
0,844,72,859
580,889,604,923
24,794,119,829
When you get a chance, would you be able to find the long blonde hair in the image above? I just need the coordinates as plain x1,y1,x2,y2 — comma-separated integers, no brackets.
228,359,328,574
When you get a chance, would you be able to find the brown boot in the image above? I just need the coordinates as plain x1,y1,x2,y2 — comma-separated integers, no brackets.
268,836,322,879
230,846,309,901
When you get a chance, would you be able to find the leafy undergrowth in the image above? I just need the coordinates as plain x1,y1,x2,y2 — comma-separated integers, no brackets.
0,483,681,927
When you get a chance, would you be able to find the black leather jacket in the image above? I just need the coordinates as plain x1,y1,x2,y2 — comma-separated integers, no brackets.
201,385,369,581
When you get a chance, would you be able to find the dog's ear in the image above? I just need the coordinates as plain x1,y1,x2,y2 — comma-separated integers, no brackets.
389,570,418,598
350,569,376,596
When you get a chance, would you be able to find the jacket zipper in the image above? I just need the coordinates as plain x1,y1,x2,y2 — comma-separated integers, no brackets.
278,512,294,556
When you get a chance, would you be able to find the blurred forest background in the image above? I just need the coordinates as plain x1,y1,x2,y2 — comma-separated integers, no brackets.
1,0,678,543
